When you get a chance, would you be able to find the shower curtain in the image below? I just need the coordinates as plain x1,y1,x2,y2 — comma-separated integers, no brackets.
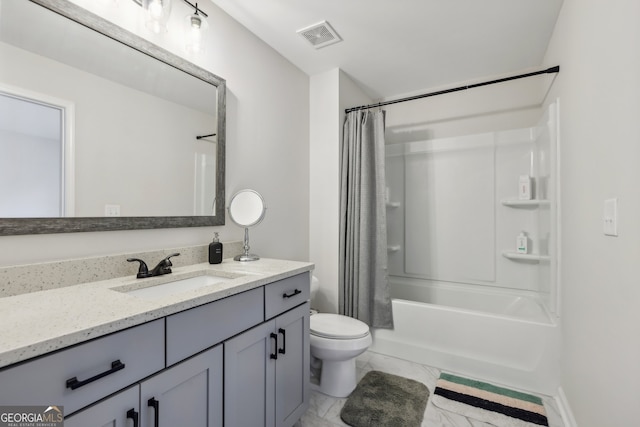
339,110,393,329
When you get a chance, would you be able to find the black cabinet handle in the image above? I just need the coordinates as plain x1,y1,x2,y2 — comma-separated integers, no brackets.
66,360,125,390
278,328,286,355
126,408,139,427
148,398,159,427
282,289,302,299
270,332,278,360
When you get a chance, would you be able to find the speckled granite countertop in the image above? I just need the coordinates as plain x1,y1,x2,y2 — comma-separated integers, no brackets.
0,258,314,369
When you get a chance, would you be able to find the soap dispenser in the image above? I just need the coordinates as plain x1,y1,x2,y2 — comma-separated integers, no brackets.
209,232,223,264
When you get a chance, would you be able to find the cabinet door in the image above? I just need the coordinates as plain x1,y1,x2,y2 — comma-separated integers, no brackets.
65,385,139,427
275,303,310,427
140,345,223,427
224,321,276,427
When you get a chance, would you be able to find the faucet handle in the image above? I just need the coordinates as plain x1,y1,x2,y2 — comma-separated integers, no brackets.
162,253,181,267
127,258,150,278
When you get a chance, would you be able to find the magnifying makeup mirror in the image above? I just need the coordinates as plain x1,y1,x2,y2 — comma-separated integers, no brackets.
228,189,266,261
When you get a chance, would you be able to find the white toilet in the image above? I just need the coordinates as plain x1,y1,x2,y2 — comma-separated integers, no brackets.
309,277,372,398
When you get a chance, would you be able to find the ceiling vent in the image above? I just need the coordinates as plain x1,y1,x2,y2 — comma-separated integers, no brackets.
297,21,342,49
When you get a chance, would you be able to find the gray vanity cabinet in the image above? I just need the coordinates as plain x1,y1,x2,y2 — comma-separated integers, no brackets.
65,345,223,427
224,321,276,426
0,319,165,415
65,345,222,427
224,301,310,427
140,345,223,427
274,303,310,427
0,270,311,427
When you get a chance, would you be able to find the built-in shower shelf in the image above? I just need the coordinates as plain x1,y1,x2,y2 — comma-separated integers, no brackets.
501,199,550,208
387,245,401,252
386,202,401,208
502,251,550,262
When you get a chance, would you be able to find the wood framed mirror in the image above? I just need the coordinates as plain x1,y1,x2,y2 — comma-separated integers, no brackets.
0,0,226,235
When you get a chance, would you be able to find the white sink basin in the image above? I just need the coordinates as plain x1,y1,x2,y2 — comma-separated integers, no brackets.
123,274,230,300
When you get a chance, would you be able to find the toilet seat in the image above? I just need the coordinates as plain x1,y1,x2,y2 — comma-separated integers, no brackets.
310,313,370,340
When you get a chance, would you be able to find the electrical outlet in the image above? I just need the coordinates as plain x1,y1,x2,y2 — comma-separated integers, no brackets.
603,198,618,236
105,204,121,217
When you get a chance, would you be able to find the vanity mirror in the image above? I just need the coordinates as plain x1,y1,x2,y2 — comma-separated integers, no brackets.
228,189,266,262
0,0,226,235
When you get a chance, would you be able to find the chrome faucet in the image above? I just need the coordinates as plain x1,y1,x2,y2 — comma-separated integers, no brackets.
127,253,180,279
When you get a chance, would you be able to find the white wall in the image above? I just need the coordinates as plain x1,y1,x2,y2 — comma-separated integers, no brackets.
0,0,310,266
308,69,371,313
543,0,640,425
309,69,340,313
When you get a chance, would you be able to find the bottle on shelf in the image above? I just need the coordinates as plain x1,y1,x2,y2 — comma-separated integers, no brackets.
516,231,529,254
518,175,532,200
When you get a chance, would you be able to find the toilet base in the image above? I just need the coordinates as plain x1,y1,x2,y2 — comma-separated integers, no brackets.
318,358,357,398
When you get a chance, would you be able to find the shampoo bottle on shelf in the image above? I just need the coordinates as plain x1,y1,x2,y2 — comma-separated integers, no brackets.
209,232,223,264
516,231,529,254
518,175,532,200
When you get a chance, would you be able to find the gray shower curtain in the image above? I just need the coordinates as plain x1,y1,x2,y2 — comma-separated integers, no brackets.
339,110,394,329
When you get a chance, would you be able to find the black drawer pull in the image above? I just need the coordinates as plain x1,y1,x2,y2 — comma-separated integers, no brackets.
126,408,139,427
66,360,125,390
148,398,159,427
270,333,278,360
278,328,286,355
282,289,302,299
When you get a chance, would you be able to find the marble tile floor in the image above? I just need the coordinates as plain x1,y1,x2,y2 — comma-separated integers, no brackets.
295,350,564,427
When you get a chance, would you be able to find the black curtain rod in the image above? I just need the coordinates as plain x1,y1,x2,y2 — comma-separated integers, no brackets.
345,65,560,114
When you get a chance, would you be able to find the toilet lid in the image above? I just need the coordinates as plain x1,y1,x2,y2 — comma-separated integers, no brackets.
310,313,370,339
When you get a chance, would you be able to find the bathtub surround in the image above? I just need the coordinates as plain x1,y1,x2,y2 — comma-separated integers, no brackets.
0,241,242,297
339,110,393,328
386,101,559,305
340,370,429,427
370,100,560,395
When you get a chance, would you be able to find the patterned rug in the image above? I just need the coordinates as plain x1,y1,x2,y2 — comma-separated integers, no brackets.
340,370,429,427
432,372,549,427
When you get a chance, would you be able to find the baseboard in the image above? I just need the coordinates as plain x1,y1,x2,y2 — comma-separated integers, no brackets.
555,386,578,427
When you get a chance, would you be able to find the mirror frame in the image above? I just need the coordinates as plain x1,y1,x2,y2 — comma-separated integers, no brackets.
0,0,226,235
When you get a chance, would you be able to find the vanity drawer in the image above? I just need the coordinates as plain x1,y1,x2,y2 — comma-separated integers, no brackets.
166,287,264,366
0,319,164,416
264,272,310,319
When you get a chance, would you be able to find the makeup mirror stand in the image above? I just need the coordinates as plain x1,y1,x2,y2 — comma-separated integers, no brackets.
228,189,266,262
237,227,259,262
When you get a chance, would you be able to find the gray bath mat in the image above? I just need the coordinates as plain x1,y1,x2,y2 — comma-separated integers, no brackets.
340,370,430,427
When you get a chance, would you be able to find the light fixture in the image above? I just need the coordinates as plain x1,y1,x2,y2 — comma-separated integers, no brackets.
139,0,172,34
183,1,209,54
131,0,209,53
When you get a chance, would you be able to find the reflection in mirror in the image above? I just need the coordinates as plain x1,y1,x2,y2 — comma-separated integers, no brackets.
0,0,226,235
0,87,73,217
228,190,266,262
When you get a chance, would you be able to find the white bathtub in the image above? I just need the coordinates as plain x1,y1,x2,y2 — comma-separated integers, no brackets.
370,278,561,394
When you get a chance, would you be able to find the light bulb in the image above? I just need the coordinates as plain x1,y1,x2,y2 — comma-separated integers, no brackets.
190,15,202,29
143,0,171,33
148,0,163,19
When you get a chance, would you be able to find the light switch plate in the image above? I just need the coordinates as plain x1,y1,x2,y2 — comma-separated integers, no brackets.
603,198,618,236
